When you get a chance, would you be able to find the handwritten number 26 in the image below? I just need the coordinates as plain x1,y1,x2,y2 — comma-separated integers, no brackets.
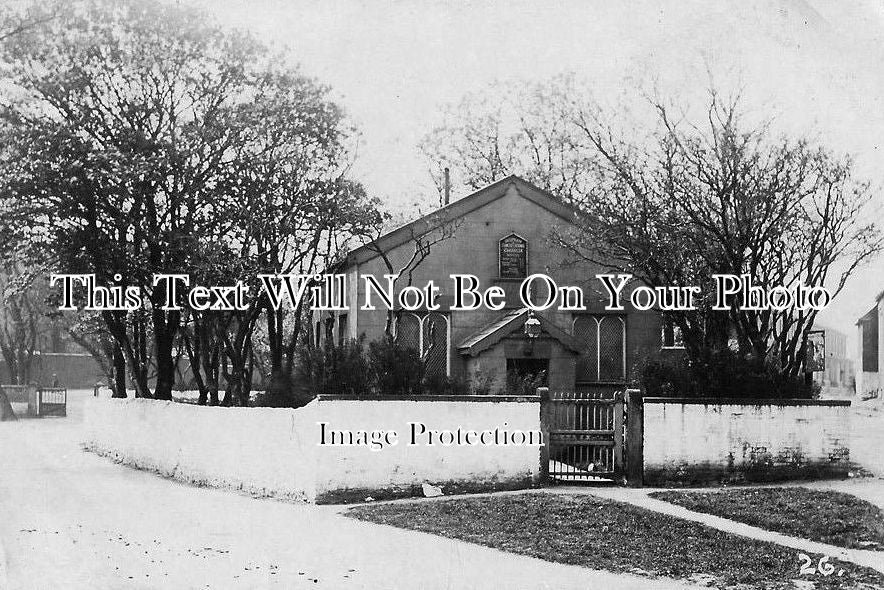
798,554,835,576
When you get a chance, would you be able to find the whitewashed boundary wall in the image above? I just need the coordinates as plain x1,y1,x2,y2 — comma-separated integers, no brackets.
84,398,318,501
642,398,851,485
83,395,542,503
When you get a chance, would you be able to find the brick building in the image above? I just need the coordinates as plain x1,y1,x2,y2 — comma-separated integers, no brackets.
856,291,883,398
0,302,104,388
315,176,674,395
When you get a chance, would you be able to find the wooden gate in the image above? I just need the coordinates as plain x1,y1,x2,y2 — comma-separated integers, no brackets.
36,387,67,417
542,390,624,482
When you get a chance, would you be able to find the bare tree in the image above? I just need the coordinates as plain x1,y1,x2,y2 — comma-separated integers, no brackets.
567,88,883,378
66,312,123,396
0,3,61,420
212,71,381,406
0,3,58,42
0,385,16,421
0,269,41,385
420,76,593,203
359,210,463,338
423,78,883,388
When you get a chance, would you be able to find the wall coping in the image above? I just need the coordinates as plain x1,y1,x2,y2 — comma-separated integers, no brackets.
316,394,541,403
643,397,851,407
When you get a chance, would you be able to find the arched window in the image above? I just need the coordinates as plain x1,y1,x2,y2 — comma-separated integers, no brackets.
395,313,421,352
573,315,626,383
598,316,625,382
423,312,449,378
574,315,598,382
394,312,450,377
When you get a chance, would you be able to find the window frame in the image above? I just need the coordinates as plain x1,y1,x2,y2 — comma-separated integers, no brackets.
661,318,686,350
337,313,348,344
323,316,335,344
572,313,627,384
394,311,451,377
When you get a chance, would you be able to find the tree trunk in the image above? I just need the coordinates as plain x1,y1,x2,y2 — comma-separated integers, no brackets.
181,328,207,404
152,309,180,401
208,346,220,406
154,337,175,401
220,384,233,407
704,310,730,353
112,343,127,398
266,314,291,406
0,386,17,422
222,344,250,407
20,351,34,385
266,369,292,406
102,311,151,398
244,347,255,404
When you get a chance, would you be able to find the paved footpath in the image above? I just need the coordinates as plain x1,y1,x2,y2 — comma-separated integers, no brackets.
0,391,699,590
560,486,884,575
557,398,884,576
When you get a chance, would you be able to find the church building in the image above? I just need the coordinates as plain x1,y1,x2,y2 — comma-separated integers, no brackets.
316,175,677,395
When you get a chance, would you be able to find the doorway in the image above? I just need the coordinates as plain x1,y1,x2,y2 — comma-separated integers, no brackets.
506,358,549,395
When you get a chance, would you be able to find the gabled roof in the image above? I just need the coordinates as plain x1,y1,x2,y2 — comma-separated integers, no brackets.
457,308,583,357
857,304,879,325
346,175,582,267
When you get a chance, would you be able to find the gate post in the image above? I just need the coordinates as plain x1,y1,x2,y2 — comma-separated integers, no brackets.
613,391,624,479
26,383,38,417
538,387,550,483
625,388,644,487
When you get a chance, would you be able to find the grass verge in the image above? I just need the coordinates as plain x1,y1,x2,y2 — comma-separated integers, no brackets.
650,487,884,552
347,493,884,589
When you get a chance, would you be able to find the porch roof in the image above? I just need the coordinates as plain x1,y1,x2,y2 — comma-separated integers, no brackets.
457,308,583,357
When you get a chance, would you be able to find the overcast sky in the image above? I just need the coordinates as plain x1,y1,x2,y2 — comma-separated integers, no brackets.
190,0,884,346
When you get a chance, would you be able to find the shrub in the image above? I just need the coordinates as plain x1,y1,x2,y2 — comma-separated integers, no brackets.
469,368,497,395
423,372,469,396
366,336,424,395
297,336,371,396
294,335,475,398
506,369,547,396
640,351,817,399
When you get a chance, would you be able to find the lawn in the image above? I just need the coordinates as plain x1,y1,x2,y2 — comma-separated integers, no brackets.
347,493,884,590
650,487,884,552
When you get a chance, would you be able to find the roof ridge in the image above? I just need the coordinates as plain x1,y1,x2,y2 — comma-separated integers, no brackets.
345,175,581,267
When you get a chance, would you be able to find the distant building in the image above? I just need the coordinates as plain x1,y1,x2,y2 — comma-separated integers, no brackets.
809,325,854,389
856,291,883,398
0,316,103,388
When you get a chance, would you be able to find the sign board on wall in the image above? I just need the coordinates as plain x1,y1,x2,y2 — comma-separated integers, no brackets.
499,234,527,279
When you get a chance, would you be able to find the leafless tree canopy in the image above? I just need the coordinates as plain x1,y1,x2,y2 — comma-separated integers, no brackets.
423,78,883,380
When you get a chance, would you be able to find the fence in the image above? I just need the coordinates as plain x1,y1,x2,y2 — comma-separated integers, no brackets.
36,387,67,417
1,384,67,417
